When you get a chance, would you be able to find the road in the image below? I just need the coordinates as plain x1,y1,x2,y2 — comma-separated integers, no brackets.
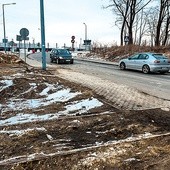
29,52,170,101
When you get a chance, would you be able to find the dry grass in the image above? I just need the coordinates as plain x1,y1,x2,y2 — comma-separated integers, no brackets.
90,45,170,62
0,52,24,64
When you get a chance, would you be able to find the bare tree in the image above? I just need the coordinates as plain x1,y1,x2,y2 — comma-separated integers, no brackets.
133,8,148,45
162,0,170,45
105,0,153,45
106,0,130,45
145,7,158,47
155,0,167,46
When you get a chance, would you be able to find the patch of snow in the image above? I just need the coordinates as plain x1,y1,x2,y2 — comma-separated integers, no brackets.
95,129,115,134
0,127,47,136
0,74,103,126
95,141,103,146
2,89,81,113
46,89,79,102
29,83,37,86
86,131,91,134
0,113,58,126
65,98,103,113
124,158,140,162
161,107,170,112
39,83,57,96
0,80,13,92
46,134,53,141
0,98,103,126
71,120,81,123
90,152,97,157
12,73,23,77
2,76,12,79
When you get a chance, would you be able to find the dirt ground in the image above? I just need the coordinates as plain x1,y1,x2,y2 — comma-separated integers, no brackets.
0,53,170,170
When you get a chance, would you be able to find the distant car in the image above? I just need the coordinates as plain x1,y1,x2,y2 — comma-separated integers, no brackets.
50,48,74,64
119,52,170,74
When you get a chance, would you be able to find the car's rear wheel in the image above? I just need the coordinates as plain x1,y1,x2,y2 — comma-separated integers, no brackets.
120,62,126,70
142,65,150,74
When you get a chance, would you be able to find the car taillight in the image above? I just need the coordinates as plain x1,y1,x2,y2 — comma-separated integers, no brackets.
154,60,160,63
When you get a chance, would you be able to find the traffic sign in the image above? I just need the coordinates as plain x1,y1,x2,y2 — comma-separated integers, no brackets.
124,36,129,42
9,41,15,46
16,35,22,41
2,38,8,43
71,35,75,40
20,28,29,40
71,40,75,43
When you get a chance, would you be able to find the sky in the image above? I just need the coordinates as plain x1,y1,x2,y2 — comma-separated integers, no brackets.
0,0,119,48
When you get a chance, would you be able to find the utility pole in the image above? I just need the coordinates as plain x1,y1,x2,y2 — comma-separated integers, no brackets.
2,3,16,53
40,0,46,70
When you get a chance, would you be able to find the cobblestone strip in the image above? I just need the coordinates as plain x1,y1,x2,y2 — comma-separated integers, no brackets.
57,69,170,110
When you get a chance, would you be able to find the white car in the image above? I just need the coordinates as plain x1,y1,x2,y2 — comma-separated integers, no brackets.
119,52,170,74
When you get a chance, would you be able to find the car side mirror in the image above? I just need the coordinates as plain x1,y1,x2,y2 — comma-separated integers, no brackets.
128,57,131,60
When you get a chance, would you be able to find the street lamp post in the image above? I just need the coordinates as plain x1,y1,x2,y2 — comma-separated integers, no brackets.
40,0,46,70
2,3,16,53
83,23,87,51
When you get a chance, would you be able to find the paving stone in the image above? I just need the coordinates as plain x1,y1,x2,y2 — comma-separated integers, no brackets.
58,69,170,110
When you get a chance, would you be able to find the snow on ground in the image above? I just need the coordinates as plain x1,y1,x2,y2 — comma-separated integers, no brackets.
0,80,13,92
0,127,47,136
72,132,170,169
1,131,170,166
4,88,81,111
0,75,103,126
0,98,103,126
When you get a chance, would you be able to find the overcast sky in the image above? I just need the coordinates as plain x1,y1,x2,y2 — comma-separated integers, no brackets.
0,0,120,48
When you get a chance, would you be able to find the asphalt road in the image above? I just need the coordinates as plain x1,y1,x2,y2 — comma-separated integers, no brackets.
29,52,170,100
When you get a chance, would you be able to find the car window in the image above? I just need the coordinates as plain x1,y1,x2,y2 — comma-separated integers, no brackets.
58,49,70,55
129,54,139,60
152,54,168,59
52,49,56,53
138,54,149,60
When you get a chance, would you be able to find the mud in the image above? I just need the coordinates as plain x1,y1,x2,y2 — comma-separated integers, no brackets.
0,59,170,170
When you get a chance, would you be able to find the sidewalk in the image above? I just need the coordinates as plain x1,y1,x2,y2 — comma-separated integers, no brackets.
19,53,41,67
19,52,53,68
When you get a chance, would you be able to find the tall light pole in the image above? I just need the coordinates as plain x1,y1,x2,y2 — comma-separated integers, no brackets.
2,3,16,53
40,0,46,70
83,23,87,51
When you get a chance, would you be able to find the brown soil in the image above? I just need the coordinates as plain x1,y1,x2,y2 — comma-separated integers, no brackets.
0,53,170,170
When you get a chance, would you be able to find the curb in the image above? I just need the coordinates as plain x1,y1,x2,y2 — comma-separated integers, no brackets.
74,57,119,67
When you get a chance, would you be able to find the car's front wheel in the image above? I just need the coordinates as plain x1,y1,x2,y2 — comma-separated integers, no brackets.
70,59,74,64
142,65,150,74
120,62,126,70
56,59,61,64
